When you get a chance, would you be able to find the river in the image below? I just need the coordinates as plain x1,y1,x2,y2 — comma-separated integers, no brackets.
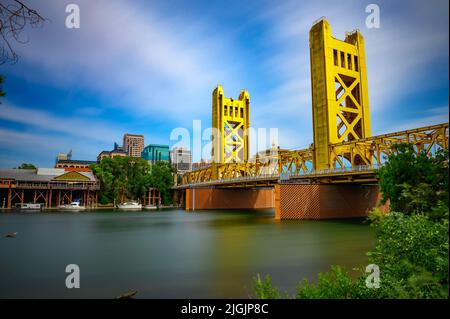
0,209,373,298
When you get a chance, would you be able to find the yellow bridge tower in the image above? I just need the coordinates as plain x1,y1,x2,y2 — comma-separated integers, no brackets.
211,85,250,179
310,18,371,170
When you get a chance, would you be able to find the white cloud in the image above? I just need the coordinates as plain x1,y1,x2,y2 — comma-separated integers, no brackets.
8,0,243,124
0,102,123,143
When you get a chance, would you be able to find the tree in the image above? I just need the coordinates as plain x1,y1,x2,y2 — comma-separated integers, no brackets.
378,144,448,217
149,161,175,205
16,162,36,169
0,0,45,64
90,156,171,205
91,157,175,205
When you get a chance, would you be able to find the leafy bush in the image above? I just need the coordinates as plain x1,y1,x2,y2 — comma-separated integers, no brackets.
296,266,354,299
253,275,282,299
367,211,448,298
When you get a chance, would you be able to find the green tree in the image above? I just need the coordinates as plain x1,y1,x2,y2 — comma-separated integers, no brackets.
378,144,448,217
90,156,153,204
16,163,36,169
149,161,175,205
90,157,175,205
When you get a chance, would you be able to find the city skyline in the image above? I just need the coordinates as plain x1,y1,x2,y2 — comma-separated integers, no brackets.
0,0,448,168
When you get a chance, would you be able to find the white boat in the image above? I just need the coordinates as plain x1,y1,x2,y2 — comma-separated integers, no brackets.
117,202,142,210
144,205,157,210
59,202,86,210
14,203,42,211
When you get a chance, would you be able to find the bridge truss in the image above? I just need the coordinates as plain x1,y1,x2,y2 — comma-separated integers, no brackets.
180,123,449,187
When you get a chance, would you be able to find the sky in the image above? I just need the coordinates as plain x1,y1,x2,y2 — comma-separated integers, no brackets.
0,0,448,167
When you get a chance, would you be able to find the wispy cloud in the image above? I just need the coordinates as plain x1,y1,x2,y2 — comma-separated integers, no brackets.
9,0,244,123
0,102,123,143
248,0,448,148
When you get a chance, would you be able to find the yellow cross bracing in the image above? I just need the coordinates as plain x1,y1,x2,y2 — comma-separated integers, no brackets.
178,18,449,187
212,86,250,162
310,18,371,170
278,148,314,175
329,123,449,169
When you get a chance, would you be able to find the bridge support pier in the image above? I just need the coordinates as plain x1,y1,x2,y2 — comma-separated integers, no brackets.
275,183,388,220
185,187,274,211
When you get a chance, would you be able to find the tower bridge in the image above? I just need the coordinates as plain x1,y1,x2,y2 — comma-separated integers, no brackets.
175,18,449,219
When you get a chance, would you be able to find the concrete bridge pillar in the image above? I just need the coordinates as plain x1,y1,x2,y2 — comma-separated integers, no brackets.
185,187,274,211
274,183,388,220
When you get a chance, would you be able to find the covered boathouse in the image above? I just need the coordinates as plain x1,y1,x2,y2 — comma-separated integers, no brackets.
0,168,99,209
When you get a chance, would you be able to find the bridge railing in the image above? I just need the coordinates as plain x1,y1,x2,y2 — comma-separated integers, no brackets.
280,164,379,180
179,164,381,187
183,173,280,187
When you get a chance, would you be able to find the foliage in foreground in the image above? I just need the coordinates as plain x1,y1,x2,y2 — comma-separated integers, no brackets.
254,145,449,299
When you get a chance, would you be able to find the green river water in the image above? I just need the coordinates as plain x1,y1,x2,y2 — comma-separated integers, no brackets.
0,209,374,298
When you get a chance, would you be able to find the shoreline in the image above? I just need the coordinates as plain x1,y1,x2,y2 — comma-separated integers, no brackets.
0,204,181,212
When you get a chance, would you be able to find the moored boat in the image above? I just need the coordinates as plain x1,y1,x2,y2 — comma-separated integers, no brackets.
144,205,157,210
14,203,43,211
59,202,86,210
117,201,142,210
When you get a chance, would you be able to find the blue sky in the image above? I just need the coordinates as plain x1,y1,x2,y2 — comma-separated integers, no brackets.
0,0,448,167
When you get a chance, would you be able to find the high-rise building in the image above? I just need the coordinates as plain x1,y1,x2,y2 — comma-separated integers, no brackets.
123,134,144,158
142,144,170,164
170,147,192,173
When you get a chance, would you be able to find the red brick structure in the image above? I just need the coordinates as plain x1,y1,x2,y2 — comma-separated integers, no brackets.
185,187,274,210
275,183,388,220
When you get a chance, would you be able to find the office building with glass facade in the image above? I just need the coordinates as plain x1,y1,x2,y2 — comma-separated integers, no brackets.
141,144,170,164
